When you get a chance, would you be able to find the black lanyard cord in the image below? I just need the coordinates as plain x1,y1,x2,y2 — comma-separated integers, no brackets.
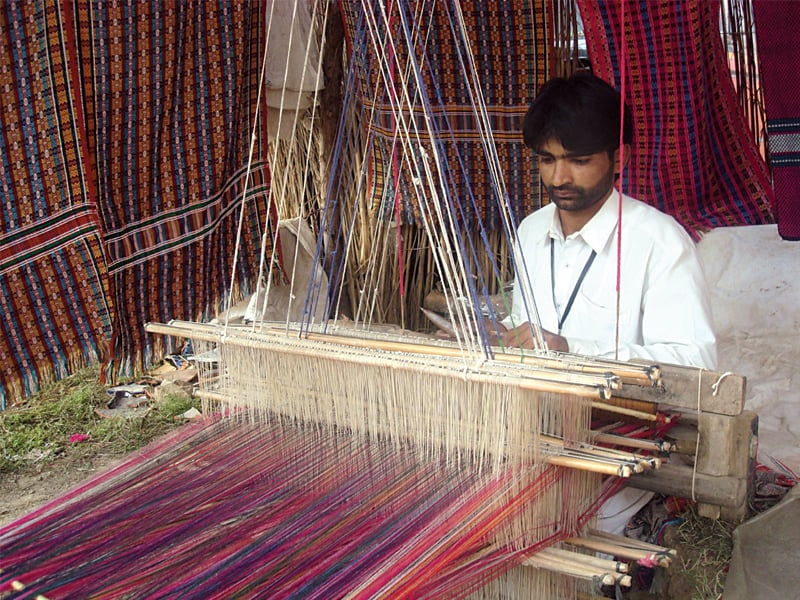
550,238,597,334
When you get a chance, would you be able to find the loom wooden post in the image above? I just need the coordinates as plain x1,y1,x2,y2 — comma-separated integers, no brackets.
618,361,755,522
696,410,758,522
615,363,746,415
628,463,746,507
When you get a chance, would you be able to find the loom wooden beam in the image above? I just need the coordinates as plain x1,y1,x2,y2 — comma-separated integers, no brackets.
614,362,746,416
627,463,747,509
145,320,615,399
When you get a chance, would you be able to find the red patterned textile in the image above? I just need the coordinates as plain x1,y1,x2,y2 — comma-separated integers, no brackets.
0,1,279,406
753,0,800,240
578,0,774,237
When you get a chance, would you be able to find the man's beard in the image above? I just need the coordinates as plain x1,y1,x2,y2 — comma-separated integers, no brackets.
545,168,616,212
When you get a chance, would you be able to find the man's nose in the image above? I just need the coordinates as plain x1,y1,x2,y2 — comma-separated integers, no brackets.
550,160,571,186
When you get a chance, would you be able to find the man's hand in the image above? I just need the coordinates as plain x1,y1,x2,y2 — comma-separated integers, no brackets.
498,323,569,352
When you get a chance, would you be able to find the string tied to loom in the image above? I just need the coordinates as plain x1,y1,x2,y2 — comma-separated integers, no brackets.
689,371,734,500
614,578,625,600
711,371,734,396
691,367,704,502
591,575,605,596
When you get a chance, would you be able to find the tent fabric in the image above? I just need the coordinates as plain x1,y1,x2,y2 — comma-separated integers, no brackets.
0,0,279,408
724,484,800,599
578,0,775,237
752,0,800,241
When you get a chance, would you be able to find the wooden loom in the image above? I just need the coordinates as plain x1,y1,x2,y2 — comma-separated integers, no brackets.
146,1,757,595
144,319,653,593
141,315,754,596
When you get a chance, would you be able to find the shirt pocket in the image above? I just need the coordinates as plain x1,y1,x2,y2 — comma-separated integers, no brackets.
567,286,638,342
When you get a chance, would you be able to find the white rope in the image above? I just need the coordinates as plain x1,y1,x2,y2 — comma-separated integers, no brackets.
690,367,704,502
711,371,734,396
223,0,276,333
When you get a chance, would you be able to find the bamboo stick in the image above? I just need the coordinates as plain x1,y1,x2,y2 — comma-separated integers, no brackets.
565,536,673,565
146,321,614,399
585,529,678,558
542,546,628,573
539,436,652,473
543,455,632,478
157,318,659,387
522,548,632,586
564,536,673,567
591,400,667,423
152,319,667,404
420,298,661,386
593,432,673,453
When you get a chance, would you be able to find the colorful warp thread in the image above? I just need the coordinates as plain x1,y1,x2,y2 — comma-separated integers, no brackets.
338,0,550,229
0,1,279,407
0,416,602,599
753,0,800,240
578,0,775,237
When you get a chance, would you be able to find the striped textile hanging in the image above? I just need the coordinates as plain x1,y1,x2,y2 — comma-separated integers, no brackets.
76,0,281,375
578,0,775,237
0,1,112,408
0,0,281,406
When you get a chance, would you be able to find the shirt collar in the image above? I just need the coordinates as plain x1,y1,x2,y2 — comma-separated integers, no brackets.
547,188,621,254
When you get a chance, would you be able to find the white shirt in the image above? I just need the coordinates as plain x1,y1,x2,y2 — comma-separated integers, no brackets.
506,190,717,369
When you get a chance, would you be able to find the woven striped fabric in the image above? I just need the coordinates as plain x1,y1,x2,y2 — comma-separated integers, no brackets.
76,1,279,375
0,1,113,408
339,0,550,230
578,0,775,236
753,0,800,240
0,1,279,406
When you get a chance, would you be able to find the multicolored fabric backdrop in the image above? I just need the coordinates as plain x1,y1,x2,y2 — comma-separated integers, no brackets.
0,0,784,406
0,0,278,408
339,0,775,238
578,0,775,236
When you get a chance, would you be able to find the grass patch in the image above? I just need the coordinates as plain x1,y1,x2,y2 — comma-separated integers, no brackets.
672,506,735,599
0,365,199,474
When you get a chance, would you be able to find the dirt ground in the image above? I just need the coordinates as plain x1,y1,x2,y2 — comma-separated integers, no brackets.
0,453,121,529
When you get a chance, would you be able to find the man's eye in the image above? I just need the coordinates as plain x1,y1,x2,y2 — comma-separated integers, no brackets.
571,158,590,165
538,156,554,164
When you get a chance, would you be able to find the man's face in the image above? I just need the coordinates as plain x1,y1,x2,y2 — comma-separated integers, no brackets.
535,138,618,213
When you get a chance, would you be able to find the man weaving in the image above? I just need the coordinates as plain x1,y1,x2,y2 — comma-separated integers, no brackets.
501,72,716,369
500,72,718,532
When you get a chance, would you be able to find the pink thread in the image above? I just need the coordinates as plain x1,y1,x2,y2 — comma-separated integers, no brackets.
614,0,627,360
637,555,660,569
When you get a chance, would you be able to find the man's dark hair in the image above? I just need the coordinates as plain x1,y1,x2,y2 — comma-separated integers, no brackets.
522,72,633,156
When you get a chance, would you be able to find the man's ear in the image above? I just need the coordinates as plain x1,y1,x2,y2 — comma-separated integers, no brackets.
613,144,632,174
